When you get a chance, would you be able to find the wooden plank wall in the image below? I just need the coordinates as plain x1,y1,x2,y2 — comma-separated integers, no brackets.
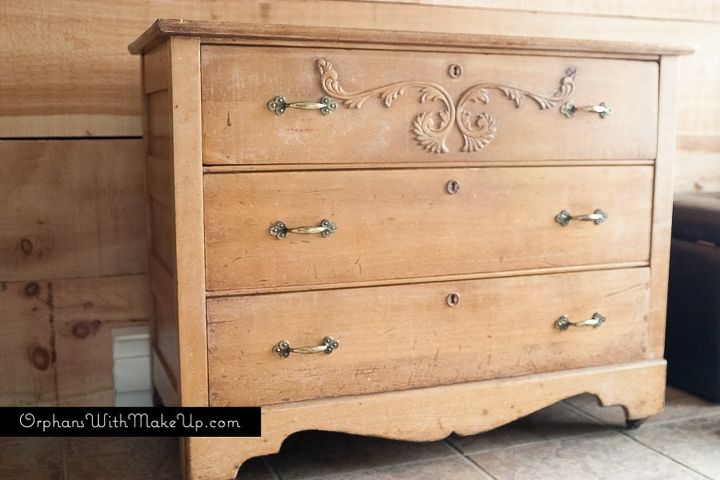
1,0,718,405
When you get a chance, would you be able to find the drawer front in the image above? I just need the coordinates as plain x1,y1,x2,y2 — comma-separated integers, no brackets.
204,166,653,292
201,46,658,165
208,268,650,406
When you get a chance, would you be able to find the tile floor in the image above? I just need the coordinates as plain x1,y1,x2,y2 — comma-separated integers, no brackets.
2,387,719,480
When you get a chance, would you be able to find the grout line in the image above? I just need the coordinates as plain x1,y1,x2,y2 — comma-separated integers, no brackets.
281,441,461,480
642,410,720,427
620,433,715,480
444,439,499,479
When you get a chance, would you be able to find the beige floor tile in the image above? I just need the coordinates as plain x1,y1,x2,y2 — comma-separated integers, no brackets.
566,386,720,427
337,456,493,480
268,430,456,480
65,437,181,480
0,437,64,480
628,415,720,479
470,431,706,480
449,401,607,454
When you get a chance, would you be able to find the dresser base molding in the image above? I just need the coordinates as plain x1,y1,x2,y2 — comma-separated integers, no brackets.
183,360,665,480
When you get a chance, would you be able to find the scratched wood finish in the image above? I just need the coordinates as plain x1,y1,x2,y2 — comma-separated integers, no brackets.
207,268,650,406
131,20,685,480
189,360,666,479
202,46,658,165
204,166,653,292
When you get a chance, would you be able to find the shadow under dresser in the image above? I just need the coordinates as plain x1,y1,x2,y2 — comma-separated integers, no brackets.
129,19,692,480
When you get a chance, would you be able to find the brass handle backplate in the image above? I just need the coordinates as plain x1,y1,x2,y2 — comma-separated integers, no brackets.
555,312,606,331
273,336,340,359
269,219,337,239
560,101,612,119
268,95,338,115
555,209,608,226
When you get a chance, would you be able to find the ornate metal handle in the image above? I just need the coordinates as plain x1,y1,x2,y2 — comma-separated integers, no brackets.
560,101,612,119
268,95,338,115
273,336,340,358
555,209,608,226
269,219,337,239
555,312,606,331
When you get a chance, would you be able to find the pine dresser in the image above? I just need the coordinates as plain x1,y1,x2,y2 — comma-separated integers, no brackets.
129,19,692,480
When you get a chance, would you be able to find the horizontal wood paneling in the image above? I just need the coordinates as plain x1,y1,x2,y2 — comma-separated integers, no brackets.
0,139,147,282
375,0,720,23
0,1,715,138
0,274,151,406
0,280,56,406
54,274,150,405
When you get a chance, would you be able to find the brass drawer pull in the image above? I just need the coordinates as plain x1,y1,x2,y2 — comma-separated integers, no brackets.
269,219,337,239
273,336,340,359
560,101,612,119
268,95,338,115
555,312,606,331
555,209,607,226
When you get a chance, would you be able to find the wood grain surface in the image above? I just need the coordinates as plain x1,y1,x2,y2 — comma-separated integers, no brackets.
202,46,658,165
208,268,651,406
204,166,653,292
188,360,666,479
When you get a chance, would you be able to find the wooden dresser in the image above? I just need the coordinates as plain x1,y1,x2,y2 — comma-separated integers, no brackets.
130,19,691,480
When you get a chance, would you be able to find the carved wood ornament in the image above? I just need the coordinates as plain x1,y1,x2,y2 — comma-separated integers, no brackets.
317,58,576,153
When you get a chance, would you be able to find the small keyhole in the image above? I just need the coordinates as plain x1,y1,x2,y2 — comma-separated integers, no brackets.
447,293,460,307
446,180,461,194
448,64,463,79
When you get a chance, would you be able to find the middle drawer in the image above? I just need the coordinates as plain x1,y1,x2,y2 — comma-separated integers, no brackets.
204,166,652,292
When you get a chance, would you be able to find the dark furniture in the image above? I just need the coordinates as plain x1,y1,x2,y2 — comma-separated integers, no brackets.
667,192,720,403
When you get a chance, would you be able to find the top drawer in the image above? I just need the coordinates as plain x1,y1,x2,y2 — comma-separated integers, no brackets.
201,46,658,166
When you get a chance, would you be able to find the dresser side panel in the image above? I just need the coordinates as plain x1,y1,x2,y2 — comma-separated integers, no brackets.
143,40,181,406
648,55,679,359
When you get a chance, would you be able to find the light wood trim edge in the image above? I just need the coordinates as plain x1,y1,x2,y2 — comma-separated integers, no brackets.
648,56,678,358
206,261,649,297
169,36,209,407
129,19,693,56
186,360,666,480
203,160,656,173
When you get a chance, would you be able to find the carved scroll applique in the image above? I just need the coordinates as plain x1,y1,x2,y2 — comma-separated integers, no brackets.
317,59,576,154
318,59,454,153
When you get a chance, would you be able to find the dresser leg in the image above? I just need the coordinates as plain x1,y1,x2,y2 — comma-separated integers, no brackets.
625,417,648,430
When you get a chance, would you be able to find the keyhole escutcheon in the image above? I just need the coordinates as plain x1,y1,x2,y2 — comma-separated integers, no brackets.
446,180,461,194
448,64,463,79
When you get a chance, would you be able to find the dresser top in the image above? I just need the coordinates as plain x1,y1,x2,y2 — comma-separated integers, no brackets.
129,18,693,57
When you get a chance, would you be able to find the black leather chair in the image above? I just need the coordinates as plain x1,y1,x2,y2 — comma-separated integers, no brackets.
666,192,720,403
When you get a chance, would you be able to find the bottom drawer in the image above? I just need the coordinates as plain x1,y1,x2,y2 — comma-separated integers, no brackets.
207,268,650,406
